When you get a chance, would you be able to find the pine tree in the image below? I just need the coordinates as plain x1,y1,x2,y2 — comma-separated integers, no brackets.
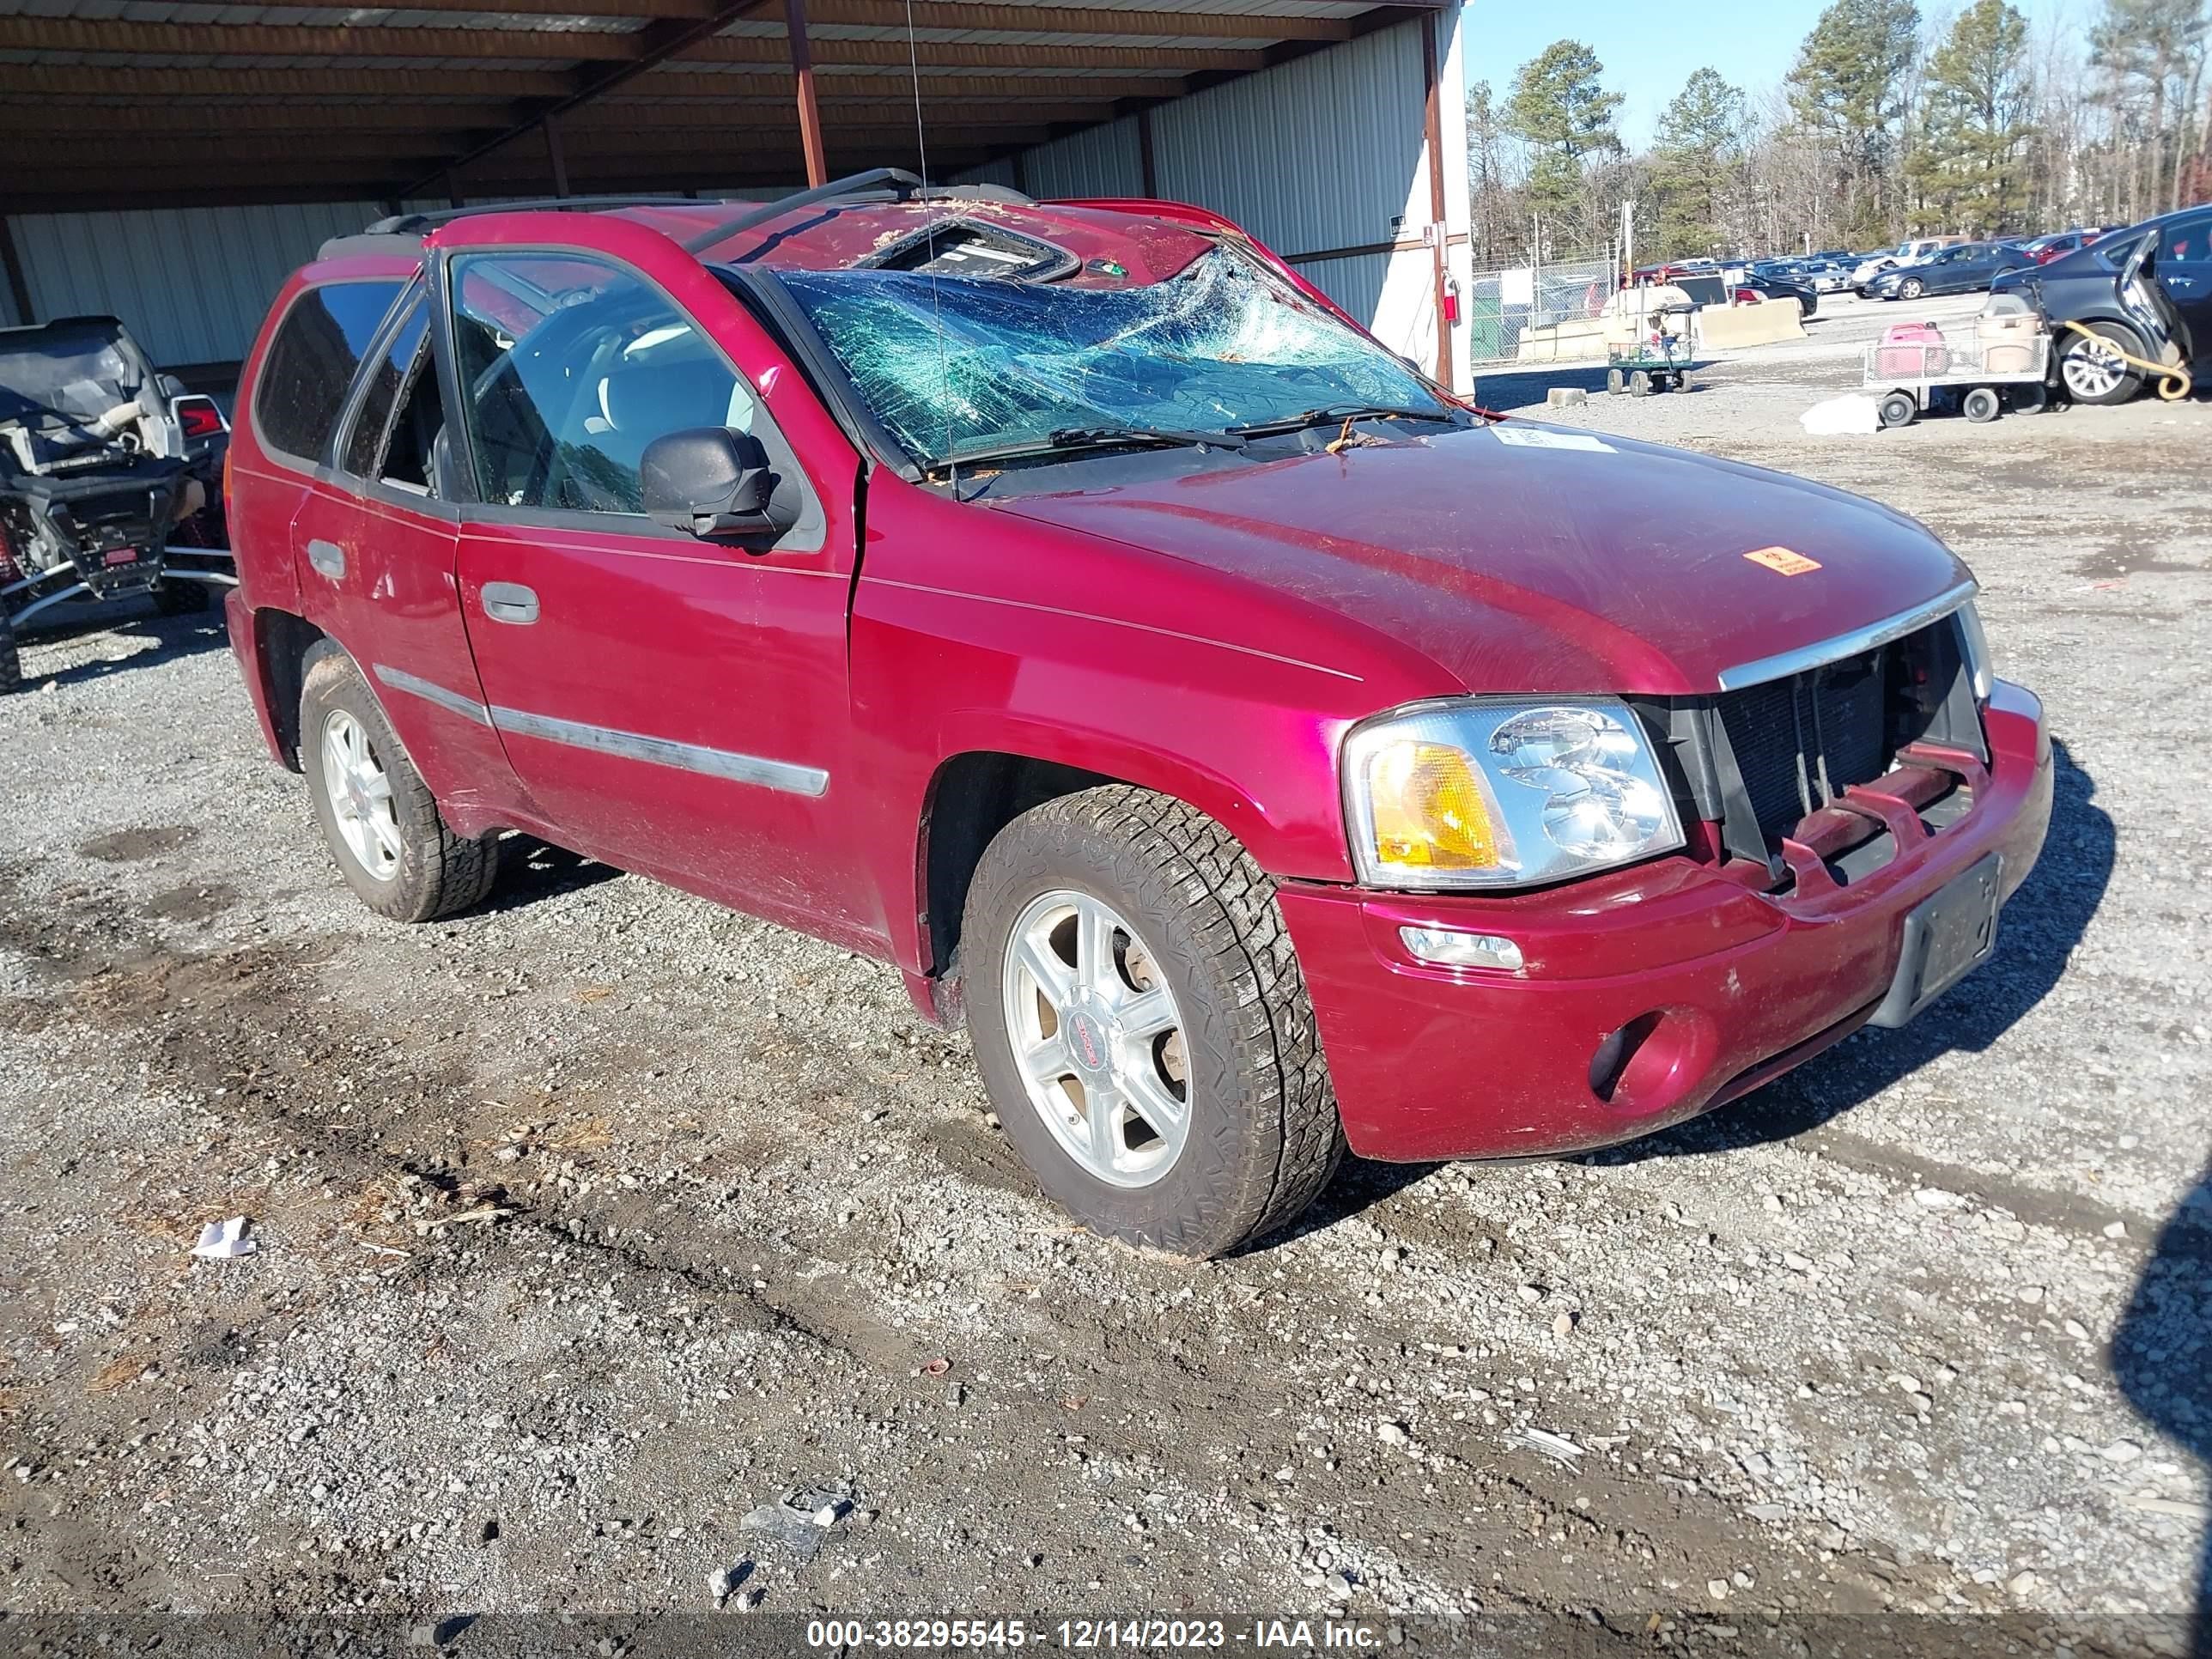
1788,0,1923,239
1908,0,2035,231
1504,41,1626,241
1650,68,1749,257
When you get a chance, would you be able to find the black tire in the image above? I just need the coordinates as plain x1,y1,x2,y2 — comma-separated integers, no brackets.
1899,276,1925,300
151,578,211,616
300,642,497,923
1879,392,1918,428
2010,384,2048,415
1962,386,2002,423
963,785,1344,1259
2057,321,2145,406
0,617,20,695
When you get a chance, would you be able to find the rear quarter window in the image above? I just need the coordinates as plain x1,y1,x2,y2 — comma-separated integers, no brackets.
252,281,406,464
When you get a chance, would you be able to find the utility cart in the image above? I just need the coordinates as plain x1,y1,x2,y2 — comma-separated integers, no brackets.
1605,298,1695,394
1864,328,2051,428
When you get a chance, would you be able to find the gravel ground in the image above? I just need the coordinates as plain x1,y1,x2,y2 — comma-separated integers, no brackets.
2,302,2208,1656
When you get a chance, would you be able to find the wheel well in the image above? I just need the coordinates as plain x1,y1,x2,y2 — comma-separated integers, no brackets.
921,750,1121,980
256,609,326,770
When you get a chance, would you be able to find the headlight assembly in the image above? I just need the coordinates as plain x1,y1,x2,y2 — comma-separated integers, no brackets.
1344,700,1684,890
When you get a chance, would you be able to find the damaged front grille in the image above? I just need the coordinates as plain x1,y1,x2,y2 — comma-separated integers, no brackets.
1717,647,1895,839
1647,611,1989,891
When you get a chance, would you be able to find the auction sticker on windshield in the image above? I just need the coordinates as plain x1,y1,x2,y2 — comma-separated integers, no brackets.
1492,427,1615,453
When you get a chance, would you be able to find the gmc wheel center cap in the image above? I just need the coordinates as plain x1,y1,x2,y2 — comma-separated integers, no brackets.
1065,1006,1111,1075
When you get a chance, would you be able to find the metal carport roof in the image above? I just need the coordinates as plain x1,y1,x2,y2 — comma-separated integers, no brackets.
0,0,1449,215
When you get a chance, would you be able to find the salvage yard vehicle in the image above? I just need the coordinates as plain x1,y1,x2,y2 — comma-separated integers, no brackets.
222,172,2053,1258
1,315,234,690
1994,204,2210,405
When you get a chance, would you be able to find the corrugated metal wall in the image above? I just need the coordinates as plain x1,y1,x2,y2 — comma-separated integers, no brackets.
951,12,1474,386
8,200,403,369
1152,25,1429,268
1,185,794,374
1021,118,1146,200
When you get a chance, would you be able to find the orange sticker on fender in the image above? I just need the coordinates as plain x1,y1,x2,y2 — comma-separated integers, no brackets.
1744,546,1822,575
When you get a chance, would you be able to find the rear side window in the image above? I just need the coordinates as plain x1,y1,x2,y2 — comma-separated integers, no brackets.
253,281,405,463
2160,215,2212,267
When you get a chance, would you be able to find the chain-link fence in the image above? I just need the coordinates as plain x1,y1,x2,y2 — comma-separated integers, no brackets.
1462,252,1619,366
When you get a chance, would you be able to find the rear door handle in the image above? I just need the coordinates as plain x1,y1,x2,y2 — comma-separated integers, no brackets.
480,581,539,625
306,538,345,580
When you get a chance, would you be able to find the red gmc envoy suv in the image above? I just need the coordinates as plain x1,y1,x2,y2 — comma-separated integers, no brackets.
223,172,2052,1258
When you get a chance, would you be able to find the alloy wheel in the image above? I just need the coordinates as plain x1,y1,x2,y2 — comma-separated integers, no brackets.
2062,335,2125,401
320,707,402,882
1000,889,1191,1188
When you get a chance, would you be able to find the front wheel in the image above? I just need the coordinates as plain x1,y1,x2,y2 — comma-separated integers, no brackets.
300,644,497,922
1899,277,1925,300
963,786,1344,1259
1879,391,1918,428
1962,386,2002,423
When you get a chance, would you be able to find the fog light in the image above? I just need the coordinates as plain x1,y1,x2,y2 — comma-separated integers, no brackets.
1398,925,1523,972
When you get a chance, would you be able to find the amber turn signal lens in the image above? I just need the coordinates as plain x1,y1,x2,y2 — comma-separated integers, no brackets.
1367,740,1504,871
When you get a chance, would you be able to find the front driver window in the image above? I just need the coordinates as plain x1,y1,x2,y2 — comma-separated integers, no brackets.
448,252,757,514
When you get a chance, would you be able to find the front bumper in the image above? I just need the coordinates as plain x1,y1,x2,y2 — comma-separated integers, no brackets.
1277,681,2052,1163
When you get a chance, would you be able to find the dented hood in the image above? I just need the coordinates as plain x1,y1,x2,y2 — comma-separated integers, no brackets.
988,423,1973,696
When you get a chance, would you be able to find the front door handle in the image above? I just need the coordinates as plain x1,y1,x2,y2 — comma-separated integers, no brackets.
480,581,539,625
306,538,345,580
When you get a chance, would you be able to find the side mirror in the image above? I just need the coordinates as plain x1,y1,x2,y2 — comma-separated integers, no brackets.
640,427,795,541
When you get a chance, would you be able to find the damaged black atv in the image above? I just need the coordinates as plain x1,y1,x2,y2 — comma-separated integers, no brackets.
1,315,234,692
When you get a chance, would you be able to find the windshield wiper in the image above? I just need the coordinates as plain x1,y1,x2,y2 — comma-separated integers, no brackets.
945,423,1248,469
1225,403,1456,438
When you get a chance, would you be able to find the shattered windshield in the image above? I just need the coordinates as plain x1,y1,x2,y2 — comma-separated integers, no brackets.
773,248,1444,467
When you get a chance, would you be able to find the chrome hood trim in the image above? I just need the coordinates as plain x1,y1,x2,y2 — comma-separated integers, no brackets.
1715,579,1978,691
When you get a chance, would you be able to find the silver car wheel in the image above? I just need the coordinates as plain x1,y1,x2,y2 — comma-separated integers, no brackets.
1001,888,1191,1189
320,707,401,882
2062,335,2125,401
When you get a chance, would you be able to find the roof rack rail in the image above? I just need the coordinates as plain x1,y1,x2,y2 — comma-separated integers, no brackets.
677,167,1030,255
364,193,751,235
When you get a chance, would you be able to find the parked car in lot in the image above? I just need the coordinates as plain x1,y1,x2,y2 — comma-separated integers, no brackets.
1994,204,2212,404
221,172,2052,1257
1864,240,2028,300
1735,272,1817,315
1,315,233,690
1852,237,1972,290
2021,228,2112,264
1791,259,1856,293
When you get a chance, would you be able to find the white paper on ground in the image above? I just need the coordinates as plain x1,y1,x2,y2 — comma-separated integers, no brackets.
1493,427,1615,453
1799,393,1884,435
191,1216,257,1259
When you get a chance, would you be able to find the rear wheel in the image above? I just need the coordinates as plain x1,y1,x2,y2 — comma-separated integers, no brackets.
963,785,1344,1259
1962,386,2002,423
1879,391,1919,428
1629,369,1652,397
2057,321,2144,406
300,644,497,923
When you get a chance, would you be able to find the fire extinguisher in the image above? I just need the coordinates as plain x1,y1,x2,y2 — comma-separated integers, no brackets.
1442,274,1461,326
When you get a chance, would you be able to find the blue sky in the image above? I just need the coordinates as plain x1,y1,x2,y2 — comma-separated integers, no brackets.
1465,0,2094,149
